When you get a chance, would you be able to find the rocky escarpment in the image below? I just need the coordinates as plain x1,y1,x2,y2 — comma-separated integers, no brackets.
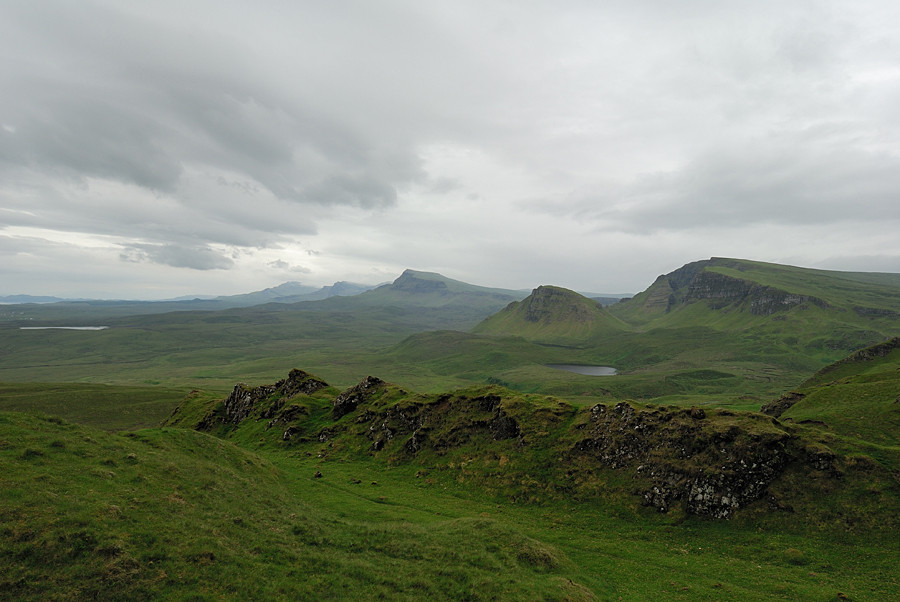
683,271,828,315
761,392,806,418
332,376,385,419
318,376,833,519
639,276,675,312
190,370,851,520
572,403,793,518
636,260,832,316
324,382,522,453
814,337,900,377
199,369,327,429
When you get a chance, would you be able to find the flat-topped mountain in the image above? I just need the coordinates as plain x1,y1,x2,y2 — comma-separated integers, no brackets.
613,257,900,324
376,269,527,303
302,269,528,316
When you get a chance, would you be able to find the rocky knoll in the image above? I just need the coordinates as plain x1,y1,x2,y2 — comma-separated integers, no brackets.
332,376,385,419
200,368,327,428
521,285,599,323
814,336,900,374
573,402,792,518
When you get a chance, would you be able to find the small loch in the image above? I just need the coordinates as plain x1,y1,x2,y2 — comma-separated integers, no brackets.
19,326,110,331
546,364,617,376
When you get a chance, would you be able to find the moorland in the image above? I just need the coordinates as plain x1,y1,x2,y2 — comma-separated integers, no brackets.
1,257,898,600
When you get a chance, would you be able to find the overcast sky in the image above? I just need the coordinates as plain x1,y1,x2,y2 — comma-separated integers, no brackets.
3,1,900,299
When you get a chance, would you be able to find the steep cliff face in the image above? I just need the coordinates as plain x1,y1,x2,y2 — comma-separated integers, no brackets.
684,271,828,315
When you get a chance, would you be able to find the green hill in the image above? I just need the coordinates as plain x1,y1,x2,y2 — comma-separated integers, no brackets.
428,259,900,403
472,285,628,344
763,338,900,453
2,411,602,599
611,257,900,331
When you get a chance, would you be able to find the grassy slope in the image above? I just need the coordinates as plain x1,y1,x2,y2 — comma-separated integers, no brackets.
4,379,899,600
770,340,900,481
1,412,595,600
181,373,899,598
0,383,192,431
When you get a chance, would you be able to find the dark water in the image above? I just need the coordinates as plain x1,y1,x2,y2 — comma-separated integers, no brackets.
546,364,617,376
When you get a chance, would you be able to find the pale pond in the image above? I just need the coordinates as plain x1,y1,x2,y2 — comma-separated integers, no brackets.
546,364,617,376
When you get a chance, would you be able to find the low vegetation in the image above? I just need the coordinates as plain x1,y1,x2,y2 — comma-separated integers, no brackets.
2,258,899,599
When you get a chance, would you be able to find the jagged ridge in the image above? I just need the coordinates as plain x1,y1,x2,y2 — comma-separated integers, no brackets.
172,369,889,521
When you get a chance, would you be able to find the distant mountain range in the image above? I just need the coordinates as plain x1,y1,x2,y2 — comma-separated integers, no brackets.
0,280,378,306
0,294,85,304
0,271,630,317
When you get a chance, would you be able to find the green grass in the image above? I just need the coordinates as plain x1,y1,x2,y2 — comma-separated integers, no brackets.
0,382,190,431
0,412,587,600
3,409,898,600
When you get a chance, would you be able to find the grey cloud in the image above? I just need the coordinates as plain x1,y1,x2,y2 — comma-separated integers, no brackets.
2,1,900,298
529,127,900,234
301,174,397,209
633,144,900,230
268,260,310,274
0,95,183,191
812,254,900,273
0,1,421,213
428,177,463,195
120,244,234,270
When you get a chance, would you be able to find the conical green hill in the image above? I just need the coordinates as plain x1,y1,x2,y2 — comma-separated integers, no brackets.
472,285,627,343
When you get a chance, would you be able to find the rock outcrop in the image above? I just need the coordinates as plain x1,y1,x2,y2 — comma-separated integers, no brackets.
761,392,806,418
332,391,521,453
200,369,327,429
193,369,853,521
573,402,792,518
684,271,828,315
332,376,385,420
